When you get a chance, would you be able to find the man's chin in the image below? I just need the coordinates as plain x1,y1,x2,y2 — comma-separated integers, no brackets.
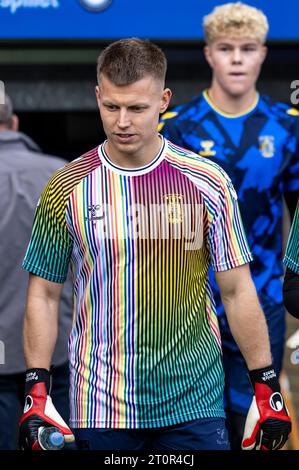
227,86,253,99
115,143,137,153
110,141,139,156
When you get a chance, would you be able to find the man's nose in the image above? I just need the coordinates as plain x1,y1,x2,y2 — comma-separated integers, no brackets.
232,48,242,63
117,109,130,128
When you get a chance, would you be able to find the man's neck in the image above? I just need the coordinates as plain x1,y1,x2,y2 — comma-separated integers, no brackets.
0,125,10,132
207,85,258,115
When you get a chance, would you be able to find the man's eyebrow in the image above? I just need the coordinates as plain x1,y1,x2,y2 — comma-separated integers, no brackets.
216,42,258,47
128,103,149,107
241,42,259,47
102,100,118,105
102,100,149,107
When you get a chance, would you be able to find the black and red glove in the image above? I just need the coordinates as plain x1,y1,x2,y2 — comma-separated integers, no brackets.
19,368,74,450
242,365,292,450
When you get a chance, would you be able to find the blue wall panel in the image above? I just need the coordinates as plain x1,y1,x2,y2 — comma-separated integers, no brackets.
0,0,297,41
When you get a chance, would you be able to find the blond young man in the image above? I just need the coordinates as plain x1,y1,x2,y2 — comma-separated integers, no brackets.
19,38,290,451
160,2,299,449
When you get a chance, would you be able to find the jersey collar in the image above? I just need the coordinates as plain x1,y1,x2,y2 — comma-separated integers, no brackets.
203,89,259,118
99,135,167,176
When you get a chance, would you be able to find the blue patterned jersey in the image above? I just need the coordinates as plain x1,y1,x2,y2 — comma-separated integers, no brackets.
160,91,299,323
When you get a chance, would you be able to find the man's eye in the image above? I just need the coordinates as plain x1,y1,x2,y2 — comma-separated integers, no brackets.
105,105,117,111
131,107,144,112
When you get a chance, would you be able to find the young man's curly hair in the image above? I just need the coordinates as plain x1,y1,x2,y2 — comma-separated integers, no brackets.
203,2,269,44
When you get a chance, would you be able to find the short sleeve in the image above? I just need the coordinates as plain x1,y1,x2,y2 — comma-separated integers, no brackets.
23,173,73,283
208,171,253,272
284,201,299,274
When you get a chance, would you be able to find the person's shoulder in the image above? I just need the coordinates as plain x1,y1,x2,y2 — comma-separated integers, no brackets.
51,146,100,175
165,139,233,188
159,93,204,128
38,153,67,171
259,94,299,122
45,146,101,191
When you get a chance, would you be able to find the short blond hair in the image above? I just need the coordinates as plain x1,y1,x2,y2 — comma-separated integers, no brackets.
203,2,269,44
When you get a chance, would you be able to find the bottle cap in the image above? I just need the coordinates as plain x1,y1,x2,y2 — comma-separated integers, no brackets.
49,432,64,447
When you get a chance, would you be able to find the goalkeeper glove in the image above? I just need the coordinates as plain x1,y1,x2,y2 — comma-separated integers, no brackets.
242,365,291,450
19,368,74,450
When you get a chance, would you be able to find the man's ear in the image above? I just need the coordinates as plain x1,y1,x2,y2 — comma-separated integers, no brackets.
260,45,268,65
11,114,19,131
95,85,100,100
160,88,172,114
95,85,101,111
204,45,213,68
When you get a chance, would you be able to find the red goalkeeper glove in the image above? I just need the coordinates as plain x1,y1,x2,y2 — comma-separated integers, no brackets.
19,368,74,450
242,365,291,450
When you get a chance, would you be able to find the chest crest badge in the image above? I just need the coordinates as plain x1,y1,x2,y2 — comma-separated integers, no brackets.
163,194,184,224
259,135,275,158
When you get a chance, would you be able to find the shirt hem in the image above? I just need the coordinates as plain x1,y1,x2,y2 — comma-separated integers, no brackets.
284,256,299,275
212,253,253,272
22,259,66,283
70,409,225,429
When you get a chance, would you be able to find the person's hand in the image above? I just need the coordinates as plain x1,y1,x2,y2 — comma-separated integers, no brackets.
242,366,291,450
19,368,74,450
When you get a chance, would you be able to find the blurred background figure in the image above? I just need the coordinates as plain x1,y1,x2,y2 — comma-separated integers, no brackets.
160,2,299,449
0,94,73,450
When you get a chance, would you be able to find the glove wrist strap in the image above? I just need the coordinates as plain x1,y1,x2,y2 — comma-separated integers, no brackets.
248,364,280,392
25,368,51,395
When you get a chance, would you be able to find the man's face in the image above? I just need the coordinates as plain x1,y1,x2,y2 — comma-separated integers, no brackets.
204,38,267,97
95,74,171,161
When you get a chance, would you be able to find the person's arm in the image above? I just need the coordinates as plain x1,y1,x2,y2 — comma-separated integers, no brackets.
20,273,74,451
283,268,299,318
24,274,63,369
215,264,291,450
215,264,271,370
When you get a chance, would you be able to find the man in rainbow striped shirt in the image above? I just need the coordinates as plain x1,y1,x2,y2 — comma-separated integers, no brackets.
19,38,290,451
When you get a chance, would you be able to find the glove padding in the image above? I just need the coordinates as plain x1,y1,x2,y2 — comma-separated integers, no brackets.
19,368,74,450
242,366,291,450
